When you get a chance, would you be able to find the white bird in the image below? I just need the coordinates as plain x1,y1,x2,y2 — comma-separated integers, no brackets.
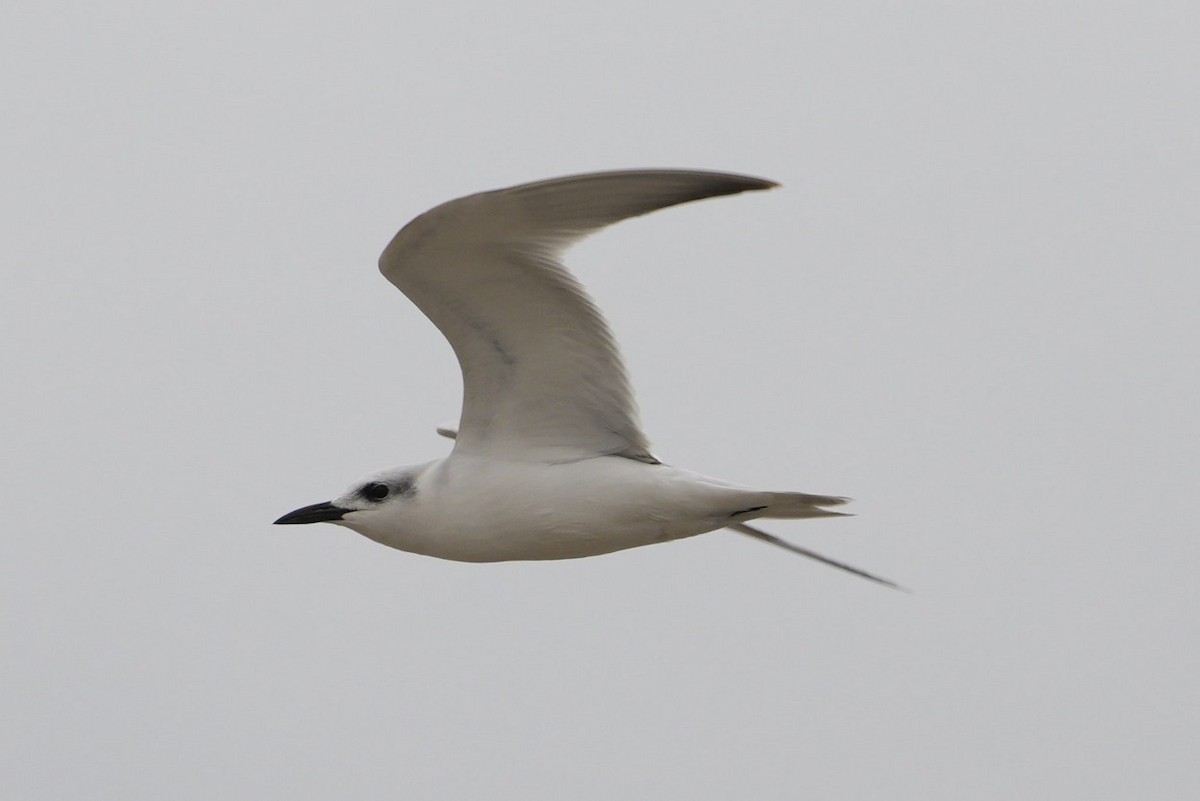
275,170,898,588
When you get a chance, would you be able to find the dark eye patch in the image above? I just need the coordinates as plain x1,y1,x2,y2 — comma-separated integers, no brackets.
361,482,390,501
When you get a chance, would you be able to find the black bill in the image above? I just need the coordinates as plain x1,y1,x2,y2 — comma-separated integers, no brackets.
273,501,349,525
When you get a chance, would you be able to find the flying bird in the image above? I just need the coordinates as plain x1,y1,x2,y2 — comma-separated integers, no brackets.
275,170,898,588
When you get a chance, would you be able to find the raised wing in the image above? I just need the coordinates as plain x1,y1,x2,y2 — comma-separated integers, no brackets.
379,170,778,462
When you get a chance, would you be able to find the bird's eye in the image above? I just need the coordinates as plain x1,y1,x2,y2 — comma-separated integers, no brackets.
362,482,389,501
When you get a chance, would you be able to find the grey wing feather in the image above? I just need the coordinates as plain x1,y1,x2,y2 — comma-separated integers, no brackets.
380,170,777,462
730,523,906,591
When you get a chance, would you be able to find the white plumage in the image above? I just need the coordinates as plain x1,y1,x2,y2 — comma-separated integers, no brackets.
276,170,897,588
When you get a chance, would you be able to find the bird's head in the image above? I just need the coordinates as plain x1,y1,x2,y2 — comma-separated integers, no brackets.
273,464,425,540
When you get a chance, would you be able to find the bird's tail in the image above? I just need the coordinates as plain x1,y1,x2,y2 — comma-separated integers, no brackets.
759,491,852,519
728,493,904,590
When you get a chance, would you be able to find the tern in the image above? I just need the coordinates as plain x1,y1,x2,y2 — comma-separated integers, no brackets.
276,170,898,588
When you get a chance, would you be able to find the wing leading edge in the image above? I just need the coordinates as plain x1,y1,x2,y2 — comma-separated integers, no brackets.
379,170,778,462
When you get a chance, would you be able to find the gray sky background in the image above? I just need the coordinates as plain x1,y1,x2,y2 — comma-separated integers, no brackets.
4,2,1197,799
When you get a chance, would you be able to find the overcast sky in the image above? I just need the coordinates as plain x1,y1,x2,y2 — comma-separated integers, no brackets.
3,2,1197,799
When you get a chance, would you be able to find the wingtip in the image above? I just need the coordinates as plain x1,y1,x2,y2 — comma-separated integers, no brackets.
730,522,905,591
723,172,778,192
712,172,780,195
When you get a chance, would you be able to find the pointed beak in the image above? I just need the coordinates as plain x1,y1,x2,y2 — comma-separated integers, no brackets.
273,501,350,525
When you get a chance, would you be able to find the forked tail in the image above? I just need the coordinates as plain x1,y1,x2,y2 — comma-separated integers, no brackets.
732,493,905,590
761,491,852,519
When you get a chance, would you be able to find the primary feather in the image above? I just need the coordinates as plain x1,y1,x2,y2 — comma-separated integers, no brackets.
379,170,777,463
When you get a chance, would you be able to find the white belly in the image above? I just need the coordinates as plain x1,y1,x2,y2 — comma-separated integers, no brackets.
368,455,766,562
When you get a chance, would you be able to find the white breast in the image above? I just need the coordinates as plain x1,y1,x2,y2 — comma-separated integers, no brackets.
373,456,769,562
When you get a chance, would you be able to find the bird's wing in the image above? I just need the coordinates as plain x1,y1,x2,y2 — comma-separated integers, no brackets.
379,170,777,462
729,523,906,591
